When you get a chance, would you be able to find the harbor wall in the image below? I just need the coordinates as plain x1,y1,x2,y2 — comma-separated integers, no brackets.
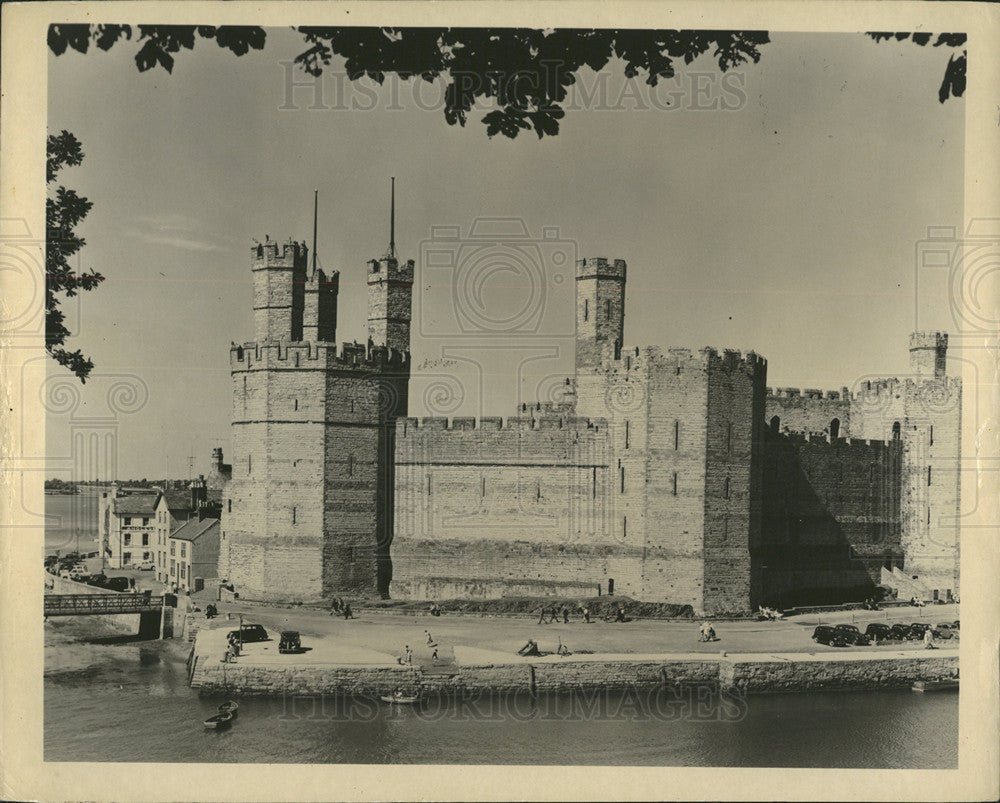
189,650,958,696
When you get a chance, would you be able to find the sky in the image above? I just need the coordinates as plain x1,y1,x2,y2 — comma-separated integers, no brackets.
45,28,964,480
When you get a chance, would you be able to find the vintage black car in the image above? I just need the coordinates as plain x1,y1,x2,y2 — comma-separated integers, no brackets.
227,624,269,644
932,623,957,639
278,631,302,654
834,624,871,646
864,623,893,641
908,623,932,639
889,623,913,640
812,626,849,647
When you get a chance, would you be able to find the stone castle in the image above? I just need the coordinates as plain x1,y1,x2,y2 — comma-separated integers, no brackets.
219,234,961,615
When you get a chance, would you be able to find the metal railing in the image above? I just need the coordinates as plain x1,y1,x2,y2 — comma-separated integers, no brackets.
44,593,164,617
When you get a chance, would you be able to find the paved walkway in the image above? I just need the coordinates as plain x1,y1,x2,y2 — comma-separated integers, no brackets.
191,600,960,670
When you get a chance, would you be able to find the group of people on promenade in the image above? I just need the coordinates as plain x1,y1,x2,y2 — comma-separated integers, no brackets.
536,603,630,624
222,632,241,663
698,622,718,642
329,598,353,619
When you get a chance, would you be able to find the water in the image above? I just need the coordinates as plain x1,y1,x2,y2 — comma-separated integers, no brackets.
44,488,102,555
44,618,958,767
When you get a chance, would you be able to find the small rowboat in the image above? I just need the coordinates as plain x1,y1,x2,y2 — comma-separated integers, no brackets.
204,711,234,729
381,692,420,705
912,679,959,693
218,700,239,719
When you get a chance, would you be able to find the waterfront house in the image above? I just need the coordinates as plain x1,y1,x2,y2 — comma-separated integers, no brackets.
168,513,220,592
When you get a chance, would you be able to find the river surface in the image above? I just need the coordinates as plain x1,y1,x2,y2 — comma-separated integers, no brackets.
44,617,958,767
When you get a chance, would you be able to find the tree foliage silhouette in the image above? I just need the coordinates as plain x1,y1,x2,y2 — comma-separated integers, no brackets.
46,130,105,382
48,25,772,138
868,32,966,102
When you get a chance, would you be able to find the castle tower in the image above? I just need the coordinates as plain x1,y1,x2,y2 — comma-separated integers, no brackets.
366,256,414,352
252,237,308,342
575,257,626,369
223,189,413,602
909,331,948,379
303,267,339,343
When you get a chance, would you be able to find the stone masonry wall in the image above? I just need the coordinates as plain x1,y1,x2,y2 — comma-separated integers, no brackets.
760,432,902,606
702,350,766,614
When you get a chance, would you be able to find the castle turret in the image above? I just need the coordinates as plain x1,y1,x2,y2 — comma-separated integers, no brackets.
304,267,339,342
252,237,308,342
909,331,948,379
576,257,626,368
366,256,414,352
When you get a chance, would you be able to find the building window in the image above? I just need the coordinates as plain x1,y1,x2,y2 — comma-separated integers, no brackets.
927,506,931,526
624,420,630,449
622,518,627,539
124,517,131,526
170,560,175,576
927,466,932,486
181,564,186,579
292,506,297,524
123,552,131,564
605,299,611,319
348,454,354,477
124,533,131,546
294,399,298,411
583,299,589,321
142,534,149,546
170,542,175,556
830,418,840,439
672,472,678,496
480,476,486,498
427,475,432,496
892,421,901,440
770,416,780,435
248,454,252,473
228,499,232,513
930,425,934,446
142,517,149,526
592,468,597,499
620,466,625,493
674,420,680,450
181,543,186,558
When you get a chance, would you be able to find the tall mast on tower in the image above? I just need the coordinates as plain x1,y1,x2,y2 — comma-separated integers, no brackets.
311,189,318,276
388,177,395,260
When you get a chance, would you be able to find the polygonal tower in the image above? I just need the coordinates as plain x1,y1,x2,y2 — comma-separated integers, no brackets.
220,193,413,603
575,257,626,370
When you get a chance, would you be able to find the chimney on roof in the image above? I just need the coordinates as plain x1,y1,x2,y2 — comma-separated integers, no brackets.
190,475,207,511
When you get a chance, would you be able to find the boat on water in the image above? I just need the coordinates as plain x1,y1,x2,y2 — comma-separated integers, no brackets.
203,711,234,729
217,700,239,718
912,679,959,693
381,692,420,705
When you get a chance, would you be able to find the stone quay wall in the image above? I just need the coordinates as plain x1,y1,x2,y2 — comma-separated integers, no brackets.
189,649,957,696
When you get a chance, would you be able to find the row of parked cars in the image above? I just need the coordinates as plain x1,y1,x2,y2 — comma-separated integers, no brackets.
813,620,960,647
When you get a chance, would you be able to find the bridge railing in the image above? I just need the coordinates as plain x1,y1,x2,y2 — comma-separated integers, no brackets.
44,593,164,616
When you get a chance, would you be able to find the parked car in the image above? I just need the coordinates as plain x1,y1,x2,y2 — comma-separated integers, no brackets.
103,577,131,593
834,624,871,646
278,631,302,654
908,623,932,639
86,573,108,587
864,623,893,641
227,624,269,644
137,560,155,571
58,569,72,579
889,623,912,640
932,623,957,640
812,626,849,647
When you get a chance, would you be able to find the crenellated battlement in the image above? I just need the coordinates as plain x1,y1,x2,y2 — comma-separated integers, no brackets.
397,415,606,435
767,386,849,401
251,237,308,266
230,339,410,372
768,430,897,451
575,257,626,279
367,256,415,282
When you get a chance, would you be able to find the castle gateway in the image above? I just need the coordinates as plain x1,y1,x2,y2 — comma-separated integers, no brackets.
220,238,960,615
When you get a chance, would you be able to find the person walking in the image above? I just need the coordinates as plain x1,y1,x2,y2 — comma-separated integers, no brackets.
538,606,547,625
343,603,353,620
583,606,591,624
562,606,569,624
404,645,413,665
